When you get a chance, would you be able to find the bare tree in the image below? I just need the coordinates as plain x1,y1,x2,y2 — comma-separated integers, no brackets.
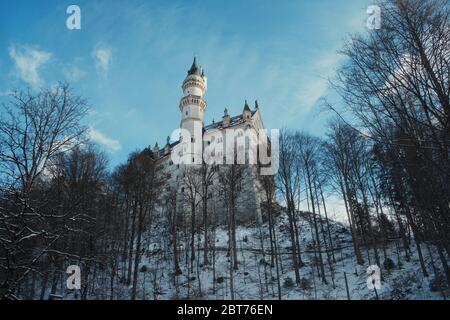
125,150,163,300
0,84,88,193
198,163,216,266
276,130,302,285
0,84,88,297
260,175,282,299
331,0,450,285
297,132,327,284
217,160,246,272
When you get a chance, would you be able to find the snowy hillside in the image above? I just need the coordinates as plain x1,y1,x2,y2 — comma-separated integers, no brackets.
69,208,448,300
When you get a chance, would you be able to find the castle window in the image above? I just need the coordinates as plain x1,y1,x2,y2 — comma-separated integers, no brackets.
192,157,195,163
181,187,185,193
186,111,188,115
237,185,242,192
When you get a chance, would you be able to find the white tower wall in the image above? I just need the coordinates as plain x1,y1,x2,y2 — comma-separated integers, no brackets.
178,58,207,164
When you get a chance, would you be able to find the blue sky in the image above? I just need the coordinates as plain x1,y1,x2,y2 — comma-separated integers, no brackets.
0,0,371,168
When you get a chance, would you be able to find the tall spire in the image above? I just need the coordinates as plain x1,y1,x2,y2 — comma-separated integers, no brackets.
188,56,201,75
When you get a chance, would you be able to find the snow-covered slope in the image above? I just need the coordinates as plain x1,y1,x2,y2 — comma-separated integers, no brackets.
99,207,448,300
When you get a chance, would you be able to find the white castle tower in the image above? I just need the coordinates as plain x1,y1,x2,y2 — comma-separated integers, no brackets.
180,57,207,131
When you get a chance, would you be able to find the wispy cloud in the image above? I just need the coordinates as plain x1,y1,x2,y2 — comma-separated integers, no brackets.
92,45,112,77
9,45,52,88
294,53,342,111
63,65,86,82
256,50,342,129
87,126,121,152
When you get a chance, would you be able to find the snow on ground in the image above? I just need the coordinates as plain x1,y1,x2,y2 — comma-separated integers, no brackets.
97,209,449,299
64,208,449,300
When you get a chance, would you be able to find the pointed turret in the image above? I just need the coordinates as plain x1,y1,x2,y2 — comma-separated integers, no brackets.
164,136,170,154
243,100,252,121
153,142,159,159
223,107,230,127
243,100,251,112
187,57,201,76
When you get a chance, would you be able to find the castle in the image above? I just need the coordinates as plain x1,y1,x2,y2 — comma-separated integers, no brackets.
151,58,270,224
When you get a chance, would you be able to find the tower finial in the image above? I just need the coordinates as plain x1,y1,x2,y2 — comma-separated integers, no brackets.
153,142,159,158
255,100,259,109
243,100,250,112
188,56,201,75
224,108,228,116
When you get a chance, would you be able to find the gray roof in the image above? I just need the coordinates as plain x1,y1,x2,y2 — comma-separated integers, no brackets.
204,109,257,132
